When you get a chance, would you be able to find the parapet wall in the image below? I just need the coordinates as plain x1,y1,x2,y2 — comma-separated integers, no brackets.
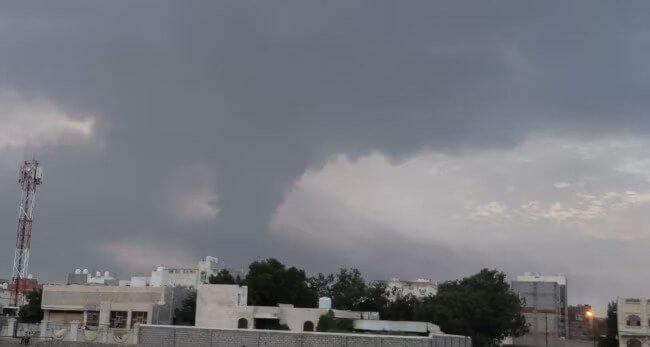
138,325,472,347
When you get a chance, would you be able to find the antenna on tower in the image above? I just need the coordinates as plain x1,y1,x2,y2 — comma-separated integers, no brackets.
11,158,43,309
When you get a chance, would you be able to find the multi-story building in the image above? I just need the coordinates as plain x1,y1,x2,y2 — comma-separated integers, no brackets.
385,278,437,300
568,305,595,340
511,273,568,347
617,297,650,347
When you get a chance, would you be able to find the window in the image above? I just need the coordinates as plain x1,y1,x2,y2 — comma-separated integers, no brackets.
86,311,99,327
627,338,642,347
110,311,128,328
575,314,583,321
303,321,314,332
131,311,148,328
238,318,248,329
627,315,641,327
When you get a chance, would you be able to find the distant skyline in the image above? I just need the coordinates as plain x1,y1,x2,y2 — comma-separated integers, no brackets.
2,1,650,314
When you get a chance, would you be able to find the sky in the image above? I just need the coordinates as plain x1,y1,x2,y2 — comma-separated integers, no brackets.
1,1,650,314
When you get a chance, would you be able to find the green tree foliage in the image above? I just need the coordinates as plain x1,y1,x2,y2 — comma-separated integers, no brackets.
18,289,43,323
209,269,236,284
357,281,390,312
316,310,354,332
598,301,618,347
330,268,367,310
308,273,334,298
420,269,528,347
173,291,196,326
381,294,418,321
246,258,316,307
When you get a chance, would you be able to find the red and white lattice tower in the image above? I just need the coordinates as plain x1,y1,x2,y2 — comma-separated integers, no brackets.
11,158,42,307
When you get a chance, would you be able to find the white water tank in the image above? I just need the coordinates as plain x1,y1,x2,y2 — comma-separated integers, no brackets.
319,297,332,309
75,269,81,274
104,271,110,277
1,283,8,290
96,271,101,277
82,269,89,275
27,274,33,279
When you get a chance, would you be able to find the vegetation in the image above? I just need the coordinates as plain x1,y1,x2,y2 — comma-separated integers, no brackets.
245,258,316,307
209,269,236,284
18,289,43,323
598,301,618,347
316,310,354,332
173,291,196,326
229,258,527,346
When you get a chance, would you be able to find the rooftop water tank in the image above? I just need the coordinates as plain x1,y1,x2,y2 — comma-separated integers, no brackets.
96,271,101,277
74,269,81,274
82,269,89,275
1,283,7,290
319,297,332,309
104,271,110,277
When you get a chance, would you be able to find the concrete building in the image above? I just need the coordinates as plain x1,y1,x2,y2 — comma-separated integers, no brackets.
196,284,378,332
385,278,437,300
41,284,181,328
568,304,595,340
119,256,221,288
617,297,650,347
512,273,568,346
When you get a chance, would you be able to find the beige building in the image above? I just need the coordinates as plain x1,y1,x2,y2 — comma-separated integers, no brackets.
195,284,377,332
42,284,169,329
617,297,650,347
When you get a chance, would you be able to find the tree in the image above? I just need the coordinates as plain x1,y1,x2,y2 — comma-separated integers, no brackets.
330,268,367,310
381,293,418,321
418,269,527,347
357,281,389,313
598,301,618,347
173,291,196,326
246,258,316,307
308,273,334,298
209,269,236,284
18,289,43,323
316,310,354,332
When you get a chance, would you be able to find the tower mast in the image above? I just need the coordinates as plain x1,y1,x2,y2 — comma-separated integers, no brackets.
11,158,42,307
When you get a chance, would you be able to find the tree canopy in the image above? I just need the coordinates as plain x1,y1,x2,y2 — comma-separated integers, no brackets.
419,269,528,346
209,269,236,285
18,289,43,323
246,258,316,307
173,291,196,326
599,301,618,347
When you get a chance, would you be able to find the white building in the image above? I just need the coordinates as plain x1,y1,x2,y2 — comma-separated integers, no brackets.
41,284,168,328
195,284,378,332
617,297,650,347
120,256,222,288
386,278,437,300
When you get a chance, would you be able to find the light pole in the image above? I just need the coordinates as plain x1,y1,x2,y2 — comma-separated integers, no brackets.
585,310,596,347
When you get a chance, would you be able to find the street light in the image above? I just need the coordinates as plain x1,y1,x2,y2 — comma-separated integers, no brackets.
585,310,596,347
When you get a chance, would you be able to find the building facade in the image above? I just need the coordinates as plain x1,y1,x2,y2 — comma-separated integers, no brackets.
385,278,437,300
568,305,595,340
617,297,650,347
41,284,172,329
195,284,377,332
512,273,568,346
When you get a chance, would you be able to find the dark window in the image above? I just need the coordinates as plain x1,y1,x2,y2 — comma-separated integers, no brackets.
303,321,314,332
238,318,248,329
109,311,128,328
86,311,99,327
131,311,148,328
627,315,641,327
627,338,642,347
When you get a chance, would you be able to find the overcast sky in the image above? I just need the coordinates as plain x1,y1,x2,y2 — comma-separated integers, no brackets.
1,1,650,313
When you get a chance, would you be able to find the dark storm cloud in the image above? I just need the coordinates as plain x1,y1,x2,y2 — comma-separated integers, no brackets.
0,1,649,310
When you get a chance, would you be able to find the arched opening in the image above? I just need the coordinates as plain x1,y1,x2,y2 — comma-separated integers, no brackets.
627,338,642,347
627,315,641,327
303,321,314,332
238,318,248,329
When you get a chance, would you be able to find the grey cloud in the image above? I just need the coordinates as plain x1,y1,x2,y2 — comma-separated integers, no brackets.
0,1,648,311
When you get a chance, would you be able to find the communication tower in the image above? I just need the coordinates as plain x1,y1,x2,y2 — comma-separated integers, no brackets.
11,158,43,307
